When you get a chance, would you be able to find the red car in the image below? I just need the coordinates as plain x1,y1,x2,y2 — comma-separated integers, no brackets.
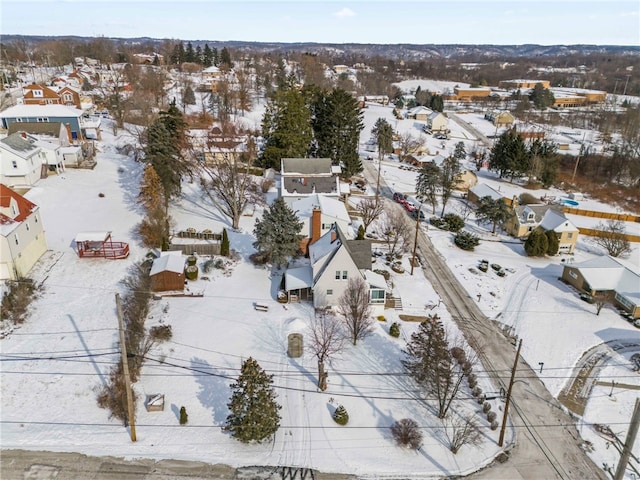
403,201,417,212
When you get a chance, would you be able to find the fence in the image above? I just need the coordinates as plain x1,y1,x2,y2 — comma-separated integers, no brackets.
576,227,640,243
562,207,640,223
168,244,221,256
169,229,222,256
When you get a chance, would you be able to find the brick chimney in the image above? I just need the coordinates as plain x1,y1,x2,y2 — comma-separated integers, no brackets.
311,208,322,244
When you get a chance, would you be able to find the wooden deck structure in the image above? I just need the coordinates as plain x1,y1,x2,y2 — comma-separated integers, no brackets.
75,231,130,259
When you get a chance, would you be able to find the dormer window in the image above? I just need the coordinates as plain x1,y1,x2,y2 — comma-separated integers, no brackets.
33,90,43,97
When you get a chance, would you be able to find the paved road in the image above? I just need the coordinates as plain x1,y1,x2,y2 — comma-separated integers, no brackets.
362,159,606,480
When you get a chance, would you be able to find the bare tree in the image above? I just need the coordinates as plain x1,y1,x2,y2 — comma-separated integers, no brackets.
593,291,614,316
594,219,632,258
355,197,384,234
443,413,481,454
440,156,462,217
338,276,374,346
308,312,345,391
200,123,263,229
379,208,412,257
397,131,425,162
390,418,423,449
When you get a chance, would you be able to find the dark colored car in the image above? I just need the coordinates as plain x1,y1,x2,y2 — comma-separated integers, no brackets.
393,192,406,202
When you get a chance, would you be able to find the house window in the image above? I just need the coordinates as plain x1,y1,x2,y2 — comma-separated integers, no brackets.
37,117,49,122
567,233,573,239
33,90,43,97
12,161,17,168
14,235,19,245
342,271,348,280
327,289,333,296
568,270,578,280
528,226,534,232
16,118,23,123
25,222,30,231
335,270,341,280
322,223,331,230
45,99,54,105
63,93,73,102
34,216,38,223
370,289,385,304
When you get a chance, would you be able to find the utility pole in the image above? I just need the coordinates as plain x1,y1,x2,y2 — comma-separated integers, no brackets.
499,338,522,447
410,201,422,275
622,74,631,96
614,397,640,480
115,293,137,442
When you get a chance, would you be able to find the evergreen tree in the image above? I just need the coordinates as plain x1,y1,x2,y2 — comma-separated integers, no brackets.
182,85,196,106
212,47,219,66
185,42,195,63
224,357,281,443
430,94,444,112
312,88,364,177
138,164,165,213
195,45,203,65
260,81,313,169
529,84,555,110
371,118,394,160
439,156,462,216
489,128,530,181
152,54,159,66
179,406,188,425
253,198,304,268
170,42,185,65
524,228,549,256
203,44,214,67
453,141,466,160
402,316,464,419
220,47,233,68
475,196,510,234
545,230,559,255
529,139,558,187
416,162,441,214
220,228,230,257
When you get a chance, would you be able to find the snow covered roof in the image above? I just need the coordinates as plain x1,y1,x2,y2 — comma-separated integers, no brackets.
292,195,350,223
150,252,185,276
569,255,640,294
285,266,313,290
281,158,333,175
0,133,40,158
0,104,84,119
539,209,578,232
0,184,38,231
469,183,503,201
74,231,111,242
363,269,387,289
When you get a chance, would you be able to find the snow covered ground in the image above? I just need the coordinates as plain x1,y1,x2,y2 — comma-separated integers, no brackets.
1,98,639,478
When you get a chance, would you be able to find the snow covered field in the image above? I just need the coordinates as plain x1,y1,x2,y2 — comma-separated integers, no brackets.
1,98,639,477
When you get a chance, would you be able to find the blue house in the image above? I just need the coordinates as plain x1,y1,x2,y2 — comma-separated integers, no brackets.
0,104,100,141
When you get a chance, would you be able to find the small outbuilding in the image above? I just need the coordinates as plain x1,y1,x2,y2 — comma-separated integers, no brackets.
150,252,185,292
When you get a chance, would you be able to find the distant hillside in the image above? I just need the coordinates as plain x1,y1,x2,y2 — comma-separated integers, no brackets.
2,35,638,59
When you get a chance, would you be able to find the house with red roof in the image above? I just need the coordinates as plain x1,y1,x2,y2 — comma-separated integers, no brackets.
0,184,48,280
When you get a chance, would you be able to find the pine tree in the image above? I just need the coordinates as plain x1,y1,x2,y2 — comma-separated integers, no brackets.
260,81,313,169
439,156,462,217
182,85,196,106
185,42,195,63
453,141,466,160
194,45,203,65
371,118,393,160
475,196,510,234
138,164,165,213
489,128,530,181
179,406,188,425
220,47,233,68
220,228,230,257
253,198,304,268
203,44,214,67
224,357,281,443
312,88,364,177
416,162,441,214
545,229,559,255
524,228,549,256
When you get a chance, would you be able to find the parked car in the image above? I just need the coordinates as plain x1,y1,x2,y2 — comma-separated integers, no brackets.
410,209,426,221
434,133,449,140
393,192,406,202
403,201,417,212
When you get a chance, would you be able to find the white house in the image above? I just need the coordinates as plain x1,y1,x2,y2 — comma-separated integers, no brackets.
427,111,449,133
0,133,47,188
0,184,48,280
280,158,342,206
284,224,387,316
291,194,352,254
538,208,580,253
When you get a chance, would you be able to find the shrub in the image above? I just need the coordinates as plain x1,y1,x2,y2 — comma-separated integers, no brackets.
215,258,225,269
477,394,486,404
524,229,548,257
202,258,215,273
377,315,386,321
0,277,40,325
149,324,173,342
180,406,188,425
518,192,539,205
390,418,423,449
487,411,497,423
468,378,478,389
467,373,477,384
374,269,390,281
357,225,365,240
220,229,230,257
454,231,480,251
430,216,447,230
462,360,473,376
482,402,492,414
389,322,401,338
490,420,499,430
185,265,198,280
443,213,464,232
187,256,197,266
472,386,483,397
450,346,466,363
333,405,349,425
249,251,269,266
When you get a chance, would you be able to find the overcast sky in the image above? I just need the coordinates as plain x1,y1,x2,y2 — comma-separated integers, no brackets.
3,1,639,46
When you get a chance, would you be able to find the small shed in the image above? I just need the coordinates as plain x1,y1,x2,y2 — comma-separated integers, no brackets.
150,252,185,292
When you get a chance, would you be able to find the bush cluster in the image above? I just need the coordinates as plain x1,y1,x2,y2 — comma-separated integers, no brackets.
0,278,40,325
149,324,173,342
454,231,480,251
333,405,349,425
430,214,464,232
389,322,401,338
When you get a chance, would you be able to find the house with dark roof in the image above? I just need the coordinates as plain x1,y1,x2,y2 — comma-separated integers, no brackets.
284,224,387,315
562,256,640,319
0,184,48,280
280,158,342,206
0,133,47,187
0,104,100,141
504,204,579,253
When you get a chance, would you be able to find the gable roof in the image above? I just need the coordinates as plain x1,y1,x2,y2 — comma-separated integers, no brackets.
291,195,350,223
539,209,578,232
514,204,563,225
150,252,185,276
469,183,503,201
0,184,38,226
0,133,40,158
337,226,372,270
282,158,333,175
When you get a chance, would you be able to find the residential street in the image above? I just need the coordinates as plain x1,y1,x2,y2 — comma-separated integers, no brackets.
361,159,607,480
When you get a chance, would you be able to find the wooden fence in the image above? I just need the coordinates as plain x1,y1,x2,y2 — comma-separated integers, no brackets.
168,244,221,256
576,227,640,243
562,207,640,223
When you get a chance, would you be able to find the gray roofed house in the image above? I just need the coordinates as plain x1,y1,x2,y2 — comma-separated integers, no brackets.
7,122,71,145
280,157,341,206
0,133,47,187
284,224,385,315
